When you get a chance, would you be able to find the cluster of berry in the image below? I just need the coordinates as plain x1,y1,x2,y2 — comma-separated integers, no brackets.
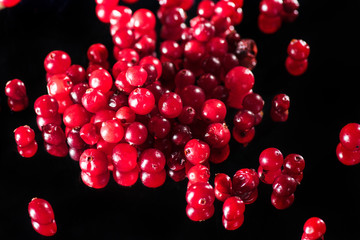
285,39,310,76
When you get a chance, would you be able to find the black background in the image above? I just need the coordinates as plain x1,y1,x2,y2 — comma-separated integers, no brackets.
1,0,360,239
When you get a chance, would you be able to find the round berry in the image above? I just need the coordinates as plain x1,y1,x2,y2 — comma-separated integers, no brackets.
158,92,183,119
128,88,155,115
14,125,35,147
339,123,360,151
303,217,326,240
184,139,210,165
259,147,284,171
112,143,138,172
287,39,310,61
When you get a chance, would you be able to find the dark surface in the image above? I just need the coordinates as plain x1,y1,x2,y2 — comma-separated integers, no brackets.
1,0,360,239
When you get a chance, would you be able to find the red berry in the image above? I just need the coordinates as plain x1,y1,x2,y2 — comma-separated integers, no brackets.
184,139,210,165
339,123,360,151
336,142,360,166
187,164,210,184
272,174,297,197
63,104,91,128
186,181,215,209
271,192,295,210
81,88,108,113
17,140,38,158
44,50,71,75
214,173,232,202
128,88,155,115
285,56,308,76
42,123,66,146
201,99,227,123
147,115,171,139
125,121,148,145
225,66,254,94
79,149,108,176
259,0,283,17
287,39,310,61
112,143,138,172
5,79,27,100
158,92,183,119
132,8,156,32
258,13,282,34
28,198,55,225
222,214,244,230
113,165,139,187
125,66,148,87
223,196,245,220
186,204,214,221
259,147,284,171
197,0,215,18
140,169,167,188
233,109,256,131
34,95,59,118
87,43,108,64
46,74,73,99
204,122,231,148
88,69,113,93
139,148,166,173
100,119,124,143
303,217,326,240
258,166,282,185
14,125,35,147
283,153,305,175
81,170,110,189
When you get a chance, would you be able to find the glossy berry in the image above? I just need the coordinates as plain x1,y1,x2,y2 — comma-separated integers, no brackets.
223,196,245,220
14,125,35,147
201,99,226,123
132,8,156,32
88,69,113,93
222,214,244,230
232,168,259,202
336,142,360,166
140,169,167,188
44,50,71,75
186,181,215,209
259,147,284,171
113,165,139,187
34,95,59,118
209,144,230,164
112,143,138,172
233,109,256,131
242,93,264,114
204,122,231,148
271,192,295,210
42,123,66,146
46,74,73,99
339,123,360,151
186,204,214,222
272,93,290,111
63,104,91,128
184,139,210,165
139,148,166,173
259,0,283,17
0,0,21,7
124,121,148,145
5,79,26,100
125,66,148,87
128,88,155,115
148,115,171,139
81,88,108,113
258,13,282,34
303,217,326,240
287,39,310,61
158,92,183,119
17,140,38,158
283,154,305,175
79,149,108,176
232,126,256,146
272,174,297,197
100,119,124,143
258,166,282,185
7,96,29,112
225,66,254,94
285,56,308,76
187,164,210,184
87,43,108,64
28,198,56,236
81,170,110,189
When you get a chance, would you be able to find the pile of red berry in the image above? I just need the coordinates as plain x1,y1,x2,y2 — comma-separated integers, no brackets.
14,125,38,158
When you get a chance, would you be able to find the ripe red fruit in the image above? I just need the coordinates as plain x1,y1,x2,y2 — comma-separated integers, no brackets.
14,125,35,147
287,39,310,61
259,147,284,171
128,88,155,115
88,69,113,93
28,198,56,236
5,79,27,100
44,50,71,75
34,95,59,118
100,119,124,143
158,92,183,118
184,139,210,165
63,104,91,128
17,140,38,158
79,149,109,176
224,66,254,94
303,217,326,240
186,181,215,209
339,123,360,151
139,148,166,173
112,143,138,172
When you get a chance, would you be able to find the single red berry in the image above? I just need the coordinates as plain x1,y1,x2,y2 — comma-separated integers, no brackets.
112,143,138,172
5,79,27,100
79,149,109,176
128,88,155,115
186,181,215,209
214,173,232,202
131,8,156,32
87,43,108,64
287,39,310,61
271,192,295,210
187,164,210,184
44,50,71,75
303,217,326,240
158,92,183,119
124,121,148,145
63,104,91,128
36,114,62,131
7,96,29,112
0,0,21,7
242,92,264,114
17,140,38,158
258,13,282,34
336,142,360,166
223,196,245,220
232,168,259,200
272,93,290,111
66,64,86,84
113,165,139,187
259,147,284,171
81,170,110,189
233,109,256,131
197,0,215,18
42,123,66,146
34,95,59,118
259,0,283,17
339,123,360,151
204,122,231,148
222,214,244,230
147,115,171,139
125,66,148,87
283,153,305,175
258,166,282,185
140,169,167,188
232,126,256,146
100,119,124,143
224,66,254,94
285,56,308,76
14,125,35,147
139,148,166,173
184,139,210,165
209,144,230,164
28,198,55,225
88,69,113,93
179,85,206,114
272,174,297,197
46,74,73,99
186,204,214,221
81,88,108,113
201,99,227,123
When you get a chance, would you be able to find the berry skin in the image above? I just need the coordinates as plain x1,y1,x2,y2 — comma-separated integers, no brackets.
34,95,59,118
203,122,231,148
272,93,290,111
242,92,264,114
283,154,305,175
223,196,245,220
339,123,360,151
5,79,27,100
100,119,124,143
125,66,148,87
113,165,139,187
232,168,259,202
139,148,166,173
259,147,284,171
128,88,155,115
88,69,113,93
258,13,282,34
224,66,254,94
79,149,109,176
44,50,71,75
336,142,360,166
271,192,295,210
14,125,35,147
158,92,183,119
79,123,100,145
303,217,326,240
258,166,282,185
81,171,110,189
214,173,232,202
201,99,227,123
124,122,148,145
186,204,214,222
0,0,21,7
17,141,38,158
186,181,215,209
272,174,297,197
187,164,210,184
140,169,167,188
147,115,171,139
222,214,244,230
46,74,73,99
112,143,138,172
28,198,57,236
42,123,66,146
184,139,210,165
285,56,308,76
233,109,256,131
81,88,108,113
287,39,310,61
87,43,108,64
63,104,91,128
